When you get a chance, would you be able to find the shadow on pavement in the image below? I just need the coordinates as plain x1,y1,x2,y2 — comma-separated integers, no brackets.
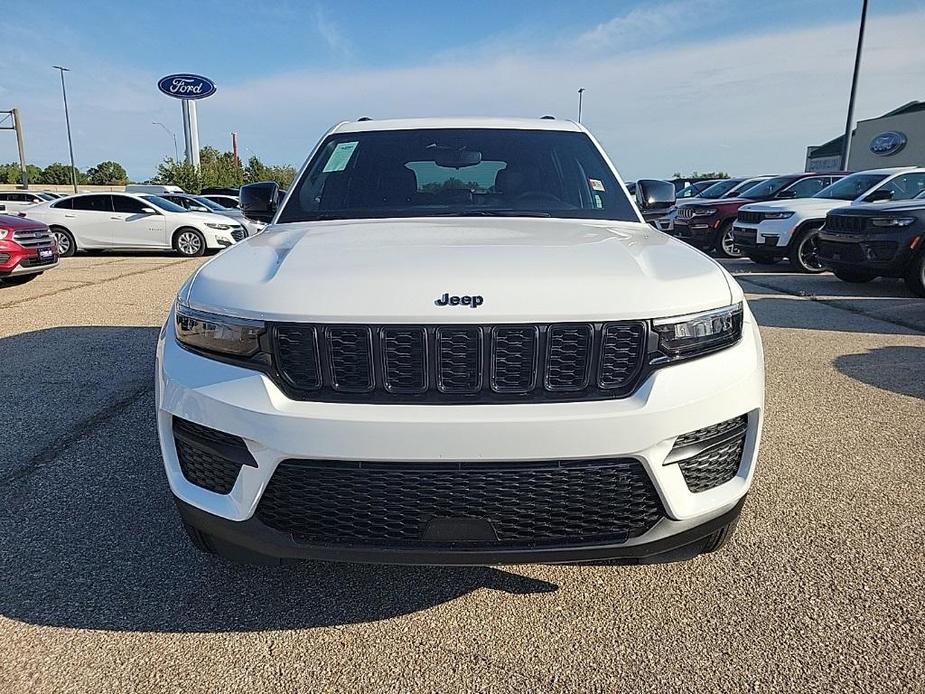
833,346,925,400
0,326,558,633
744,293,922,336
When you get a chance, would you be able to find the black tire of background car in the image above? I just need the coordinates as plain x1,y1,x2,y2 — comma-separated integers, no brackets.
714,220,742,259
173,228,206,257
0,273,40,286
50,226,76,257
747,255,779,265
904,252,925,298
788,226,826,273
700,516,740,553
833,269,877,283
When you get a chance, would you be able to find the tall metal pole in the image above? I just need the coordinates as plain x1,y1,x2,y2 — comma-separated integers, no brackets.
577,88,585,124
12,108,28,188
152,121,179,160
841,0,868,170
53,66,78,193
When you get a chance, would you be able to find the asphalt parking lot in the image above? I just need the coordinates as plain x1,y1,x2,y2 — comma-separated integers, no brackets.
1,254,923,693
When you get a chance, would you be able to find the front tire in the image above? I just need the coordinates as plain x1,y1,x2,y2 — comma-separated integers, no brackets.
50,226,76,257
788,226,826,273
714,220,742,258
174,228,206,257
904,252,925,297
833,268,876,284
747,254,779,265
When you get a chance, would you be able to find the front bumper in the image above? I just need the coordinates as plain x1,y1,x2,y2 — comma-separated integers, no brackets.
733,218,798,256
818,229,921,277
668,218,719,250
0,241,58,276
156,306,764,564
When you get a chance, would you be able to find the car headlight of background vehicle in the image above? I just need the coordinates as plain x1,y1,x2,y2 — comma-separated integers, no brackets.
175,302,265,357
651,303,743,363
690,207,717,217
204,222,234,230
761,211,795,220
870,217,915,228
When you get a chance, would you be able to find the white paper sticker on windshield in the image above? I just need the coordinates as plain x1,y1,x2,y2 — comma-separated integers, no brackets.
589,178,605,191
323,141,359,172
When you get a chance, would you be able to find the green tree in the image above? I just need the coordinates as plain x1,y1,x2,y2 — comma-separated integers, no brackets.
86,160,128,185
154,157,202,193
244,155,296,189
38,162,78,185
672,171,729,180
199,146,244,189
0,162,43,184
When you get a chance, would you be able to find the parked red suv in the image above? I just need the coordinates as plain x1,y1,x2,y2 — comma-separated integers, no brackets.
669,172,847,258
0,214,58,285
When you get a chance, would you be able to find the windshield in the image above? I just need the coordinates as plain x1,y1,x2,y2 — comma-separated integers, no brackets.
740,176,796,200
813,173,888,201
278,128,638,223
141,194,188,213
37,193,57,201
191,195,228,212
697,179,743,199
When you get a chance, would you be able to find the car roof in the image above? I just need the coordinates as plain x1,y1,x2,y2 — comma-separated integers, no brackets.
330,117,584,134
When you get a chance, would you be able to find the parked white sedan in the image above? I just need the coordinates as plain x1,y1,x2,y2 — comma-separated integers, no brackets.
23,193,246,257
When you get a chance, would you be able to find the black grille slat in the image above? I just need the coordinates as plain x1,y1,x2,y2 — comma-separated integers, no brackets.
736,210,762,224
272,322,648,403
598,323,645,389
673,415,748,448
256,458,664,547
545,325,593,391
173,418,255,495
491,326,538,393
676,437,745,493
327,327,374,392
381,327,427,393
436,327,482,393
825,215,866,233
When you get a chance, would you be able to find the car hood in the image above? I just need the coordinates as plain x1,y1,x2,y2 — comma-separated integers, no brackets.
834,199,925,214
183,217,735,323
740,198,852,214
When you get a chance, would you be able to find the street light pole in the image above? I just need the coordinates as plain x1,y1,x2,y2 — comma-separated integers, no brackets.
52,65,78,194
577,88,586,124
840,0,868,170
152,121,179,161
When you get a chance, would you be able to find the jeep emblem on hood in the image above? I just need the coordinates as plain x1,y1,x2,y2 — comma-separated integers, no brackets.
435,293,484,308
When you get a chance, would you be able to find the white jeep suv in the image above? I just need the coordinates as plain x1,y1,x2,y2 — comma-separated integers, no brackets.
24,192,245,257
156,118,764,565
734,167,925,272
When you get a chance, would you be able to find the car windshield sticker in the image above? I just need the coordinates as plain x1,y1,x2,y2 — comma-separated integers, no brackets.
323,141,359,172
589,178,605,191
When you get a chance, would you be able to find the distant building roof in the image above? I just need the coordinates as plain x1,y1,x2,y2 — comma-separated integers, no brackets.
808,101,924,160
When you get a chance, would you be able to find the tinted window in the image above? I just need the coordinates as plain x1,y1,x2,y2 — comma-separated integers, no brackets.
279,128,637,223
814,173,889,201
140,195,188,213
51,198,74,209
191,196,228,212
112,195,151,214
878,173,925,201
740,176,797,199
786,177,829,198
71,195,112,212
697,179,744,199
0,193,11,201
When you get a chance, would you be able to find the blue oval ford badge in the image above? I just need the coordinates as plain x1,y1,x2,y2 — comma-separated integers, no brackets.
158,74,217,100
870,131,907,157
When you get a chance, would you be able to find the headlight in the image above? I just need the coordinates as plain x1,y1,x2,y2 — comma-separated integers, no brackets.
870,217,915,227
0,229,8,240
651,303,743,362
762,211,795,220
691,207,717,217
175,302,265,357
204,222,233,230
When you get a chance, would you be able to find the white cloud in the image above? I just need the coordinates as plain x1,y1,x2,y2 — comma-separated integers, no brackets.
1,7,923,181
576,0,724,51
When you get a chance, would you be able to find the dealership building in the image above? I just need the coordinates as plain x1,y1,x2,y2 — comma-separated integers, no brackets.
805,100,925,172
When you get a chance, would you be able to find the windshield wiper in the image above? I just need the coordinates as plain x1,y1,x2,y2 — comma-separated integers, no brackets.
430,210,552,218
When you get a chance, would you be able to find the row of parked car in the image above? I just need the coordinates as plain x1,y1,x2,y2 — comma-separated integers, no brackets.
646,166,925,297
0,185,256,286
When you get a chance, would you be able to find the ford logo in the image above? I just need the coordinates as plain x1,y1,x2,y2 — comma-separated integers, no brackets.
157,74,217,100
869,131,907,157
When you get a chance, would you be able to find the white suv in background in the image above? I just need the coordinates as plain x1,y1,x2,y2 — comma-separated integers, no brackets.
23,192,246,257
733,167,925,272
157,117,764,566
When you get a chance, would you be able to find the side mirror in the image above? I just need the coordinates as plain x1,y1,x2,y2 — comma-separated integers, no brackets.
864,189,893,203
775,189,798,199
241,181,279,223
141,206,158,215
635,179,676,212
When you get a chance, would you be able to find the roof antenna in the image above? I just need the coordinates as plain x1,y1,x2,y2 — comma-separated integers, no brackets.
357,116,373,122
540,115,556,120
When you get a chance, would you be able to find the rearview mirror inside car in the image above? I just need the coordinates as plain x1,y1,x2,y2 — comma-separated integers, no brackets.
635,179,676,212
241,181,280,223
775,189,798,199
426,144,482,169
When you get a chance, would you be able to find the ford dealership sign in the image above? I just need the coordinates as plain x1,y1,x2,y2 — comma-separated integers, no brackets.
870,131,907,157
158,74,216,100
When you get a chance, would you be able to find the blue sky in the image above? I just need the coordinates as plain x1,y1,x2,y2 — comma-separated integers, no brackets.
2,0,924,180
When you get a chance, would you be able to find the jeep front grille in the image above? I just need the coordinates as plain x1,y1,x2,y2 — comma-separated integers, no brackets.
271,322,648,404
824,214,866,233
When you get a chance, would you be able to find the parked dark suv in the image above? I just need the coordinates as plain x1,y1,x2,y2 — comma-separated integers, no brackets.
670,173,844,258
818,191,925,297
